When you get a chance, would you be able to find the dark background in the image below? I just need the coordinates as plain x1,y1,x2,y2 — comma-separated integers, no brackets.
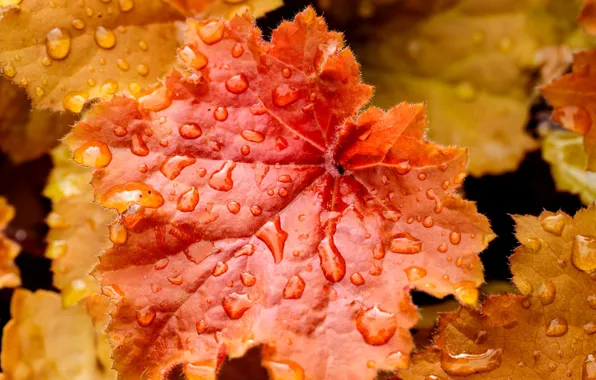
0,1,583,378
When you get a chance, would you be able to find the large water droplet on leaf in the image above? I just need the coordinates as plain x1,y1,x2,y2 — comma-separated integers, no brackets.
389,232,422,254
256,215,288,264
441,348,502,376
46,28,71,60
102,182,164,213
283,274,306,299
208,161,236,191
222,292,251,319
572,235,596,275
73,141,112,168
356,305,397,346
160,155,196,180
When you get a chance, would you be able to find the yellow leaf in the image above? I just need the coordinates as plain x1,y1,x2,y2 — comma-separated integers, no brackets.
0,77,75,163
0,196,20,289
167,0,282,19
0,0,184,111
43,144,115,306
352,0,589,176
541,129,596,205
1,289,115,380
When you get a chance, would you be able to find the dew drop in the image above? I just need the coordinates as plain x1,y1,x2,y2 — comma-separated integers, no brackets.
538,280,556,305
241,145,250,155
73,141,112,168
422,216,434,228
212,261,228,277
395,161,412,175
109,221,127,244
130,133,149,156
118,0,134,12
225,74,249,94
101,181,164,213
160,155,196,180
526,237,542,252
440,349,502,376
275,136,289,151
197,20,224,45
179,45,208,70
256,215,288,264
386,351,409,370
234,244,255,258
177,187,199,212
356,305,397,346
138,40,148,51
281,67,292,78
425,189,444,213
389,232,422,254
584,322,596,335
136,63,149,76
283,274,306,299
278,187,288,197
553,105,592,135
541,214,566,236
214,106,228,121
262,360,305,380
405,266,427,281
227,201,241,214
449,231,461,245
3,63,16,78
179,123,202,139
250,205,262,216
437,243,448,253
63,92,88,113
584,354,596,380
250,102,267,115
151,283,161,293
94,26,116,49
208,161,236,191
571,234,596,274
240,272,256,287
588,294,596,310
273,84,300,107
168,274,183,285
116,58,129,71
350,272,365,286
241,129,265,143
101,79,118,96
222,292,251,319
545,317,568,337
136,307,156,327
46,28,71,60
318,232,346,282
231,43,244,58
453,281,479,307
154,258,168,270
72,19,85,30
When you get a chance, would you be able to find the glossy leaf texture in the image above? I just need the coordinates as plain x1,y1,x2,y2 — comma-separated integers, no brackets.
0,77,76,163
65,8,494,379
1,289,115,380
541,129,596,205
396,205,596,380
44,145,115,306
542,49,596,172
166,0,282,19
352,0,592,176
0,0,183,112
0,196,20,288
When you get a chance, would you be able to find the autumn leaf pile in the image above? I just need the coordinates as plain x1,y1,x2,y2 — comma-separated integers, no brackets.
0,1,596,380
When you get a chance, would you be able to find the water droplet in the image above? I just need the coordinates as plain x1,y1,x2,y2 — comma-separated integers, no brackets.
208,161,236,191
227,201,241,214
425,189,444,213
241,129,265,143
541,214,566,236
389,232,422,254
225,74,249,94
584,322,596,335
109,221,127,244
101,181,164,213
382,210,400,222
386,351,409,370
168,274,183,285
405,266,427,281
119,0,134,12
197,20,224,44
222,292,251,319
154,258,168,270
588,294,596,310
538,280,556,305
440,348,502,376
250,102,267,115
179,45,208,70
278,187,288,197
283,274,306,299
455,81,477,102
240,272,256,287
2,63,16,78
453,281,478,307
46,28,71,60
130,133,149,156
256,215,288,264
73,140,112,168
116,58,129,71
572,234,596,274
350,272,365,286
101,79,118,96
553,106,592,134
94,26,116,49
422,216,434,228
136,63,148,76
263,360,305,380
241,145,250,155
281,67,292,78
63,92,88,113
46,240,67,259
584,353,596,380
136,307,156,327
356,305,397,345
318,231,346,283
273,84,300,107
231,43,244,58
437,243,448,253
177,187,199,212
234,244,255,258
545,317,568,337
176,124,202,140
526,237,542,252
160,154,196,180
449,231,461,245
212,261,228,277
214,106,228,121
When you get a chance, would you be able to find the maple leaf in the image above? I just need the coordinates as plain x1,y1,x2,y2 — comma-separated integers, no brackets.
0,196,20,289
44,144,115,306
65,8,494,379
0,77,75,163
1,289,115,379
0,0,183,112
350,0,592,176
166,0,282,19
542,49,596,172
541,129,596,205
395,205,596,380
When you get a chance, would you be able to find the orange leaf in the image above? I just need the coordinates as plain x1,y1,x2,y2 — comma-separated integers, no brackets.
396,205,596,379
65,8,494,379
166,0,282,19
542,49,596,171
580,0,596,35
0,196,20,289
